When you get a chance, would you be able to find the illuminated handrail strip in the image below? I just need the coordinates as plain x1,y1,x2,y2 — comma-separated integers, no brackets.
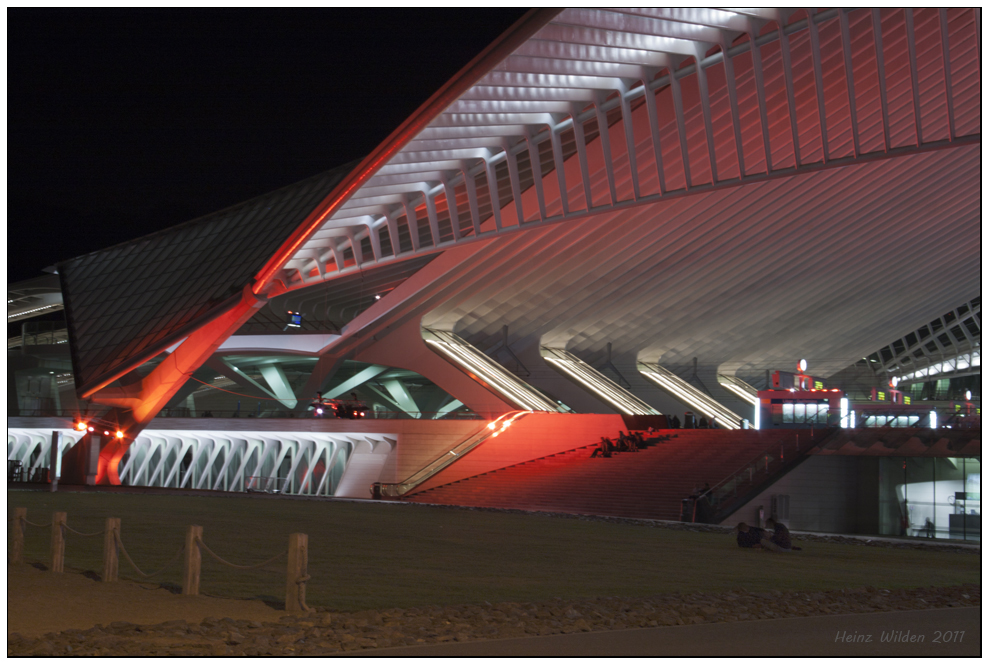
717,374,759,406
639,363,742,429
541,347,659,416
423,329,560,412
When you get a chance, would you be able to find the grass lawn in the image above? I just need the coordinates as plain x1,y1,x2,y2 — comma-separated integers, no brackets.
8,490,980,611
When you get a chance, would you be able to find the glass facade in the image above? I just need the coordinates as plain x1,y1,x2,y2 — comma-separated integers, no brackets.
771,399,830,426
8,319,82,417
879,457,981,542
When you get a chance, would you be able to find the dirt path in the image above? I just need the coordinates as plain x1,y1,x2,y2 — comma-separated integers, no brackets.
7,565,288,638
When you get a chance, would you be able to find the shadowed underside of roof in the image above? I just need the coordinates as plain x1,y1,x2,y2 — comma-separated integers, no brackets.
421,144,981,380
59,162,356,393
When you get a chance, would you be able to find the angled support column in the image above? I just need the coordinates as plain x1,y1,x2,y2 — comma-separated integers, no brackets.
258,364,298,409
84,285,268,485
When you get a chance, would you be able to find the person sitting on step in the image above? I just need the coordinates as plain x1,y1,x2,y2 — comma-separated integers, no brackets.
590,436,612,458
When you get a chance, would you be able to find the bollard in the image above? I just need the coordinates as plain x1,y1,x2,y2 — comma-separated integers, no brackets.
102,518,120,582
11,508,27,564
51,512,67,573
182,525,202,595
285,533,309,613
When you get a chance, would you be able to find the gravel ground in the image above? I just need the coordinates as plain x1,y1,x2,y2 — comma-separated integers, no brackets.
8,584,980,657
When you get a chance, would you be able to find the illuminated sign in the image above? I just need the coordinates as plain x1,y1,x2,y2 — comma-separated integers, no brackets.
814,380,824,390
877,391,885,401
903,396,911,405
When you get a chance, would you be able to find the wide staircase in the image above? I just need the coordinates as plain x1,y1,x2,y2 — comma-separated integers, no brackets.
403,430,820,521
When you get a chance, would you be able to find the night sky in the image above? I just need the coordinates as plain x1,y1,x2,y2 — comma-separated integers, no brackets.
7,8,529,284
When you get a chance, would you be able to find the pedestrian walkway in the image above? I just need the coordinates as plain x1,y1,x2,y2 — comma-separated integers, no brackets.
352,607,980,657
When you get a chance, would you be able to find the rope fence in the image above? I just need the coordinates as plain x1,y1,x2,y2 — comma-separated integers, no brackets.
115,533,185,579
196,537,286,570
63,524,105,538
8,507,310,612
23,518,53,528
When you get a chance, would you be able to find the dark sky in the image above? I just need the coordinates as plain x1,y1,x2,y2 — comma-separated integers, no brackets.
8,8,529,283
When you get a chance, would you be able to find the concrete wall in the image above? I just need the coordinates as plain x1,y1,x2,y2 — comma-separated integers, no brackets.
722,455,880,535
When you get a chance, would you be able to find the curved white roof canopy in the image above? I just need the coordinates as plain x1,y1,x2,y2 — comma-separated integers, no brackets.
266,7,979,381
275,7,979,288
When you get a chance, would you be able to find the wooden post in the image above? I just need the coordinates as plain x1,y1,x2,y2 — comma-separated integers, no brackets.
11,507,26,564
51,512,67,573
182,525,202,595
102,518,120,582
285,533,309,613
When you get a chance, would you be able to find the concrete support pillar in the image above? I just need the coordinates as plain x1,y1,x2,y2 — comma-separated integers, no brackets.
85,435,102,486
49,431,61,491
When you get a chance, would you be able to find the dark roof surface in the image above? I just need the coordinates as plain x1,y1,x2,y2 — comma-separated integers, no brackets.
59,161,356,393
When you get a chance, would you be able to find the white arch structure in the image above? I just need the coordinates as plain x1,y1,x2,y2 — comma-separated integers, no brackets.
7,428,396,497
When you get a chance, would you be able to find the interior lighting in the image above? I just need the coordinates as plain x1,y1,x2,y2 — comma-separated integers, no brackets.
375,295,381,300
75,422,88,431
798,359,808,372
965,390,972,401
840,398,849,428
88,426,95,432
115,430,125,439
6,304,60,319
930,410,937,428
487,422,496,430
103,431,110,436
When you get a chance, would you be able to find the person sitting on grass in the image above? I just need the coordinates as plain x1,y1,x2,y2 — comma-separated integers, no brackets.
765,518,802,551
732,522,780,551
